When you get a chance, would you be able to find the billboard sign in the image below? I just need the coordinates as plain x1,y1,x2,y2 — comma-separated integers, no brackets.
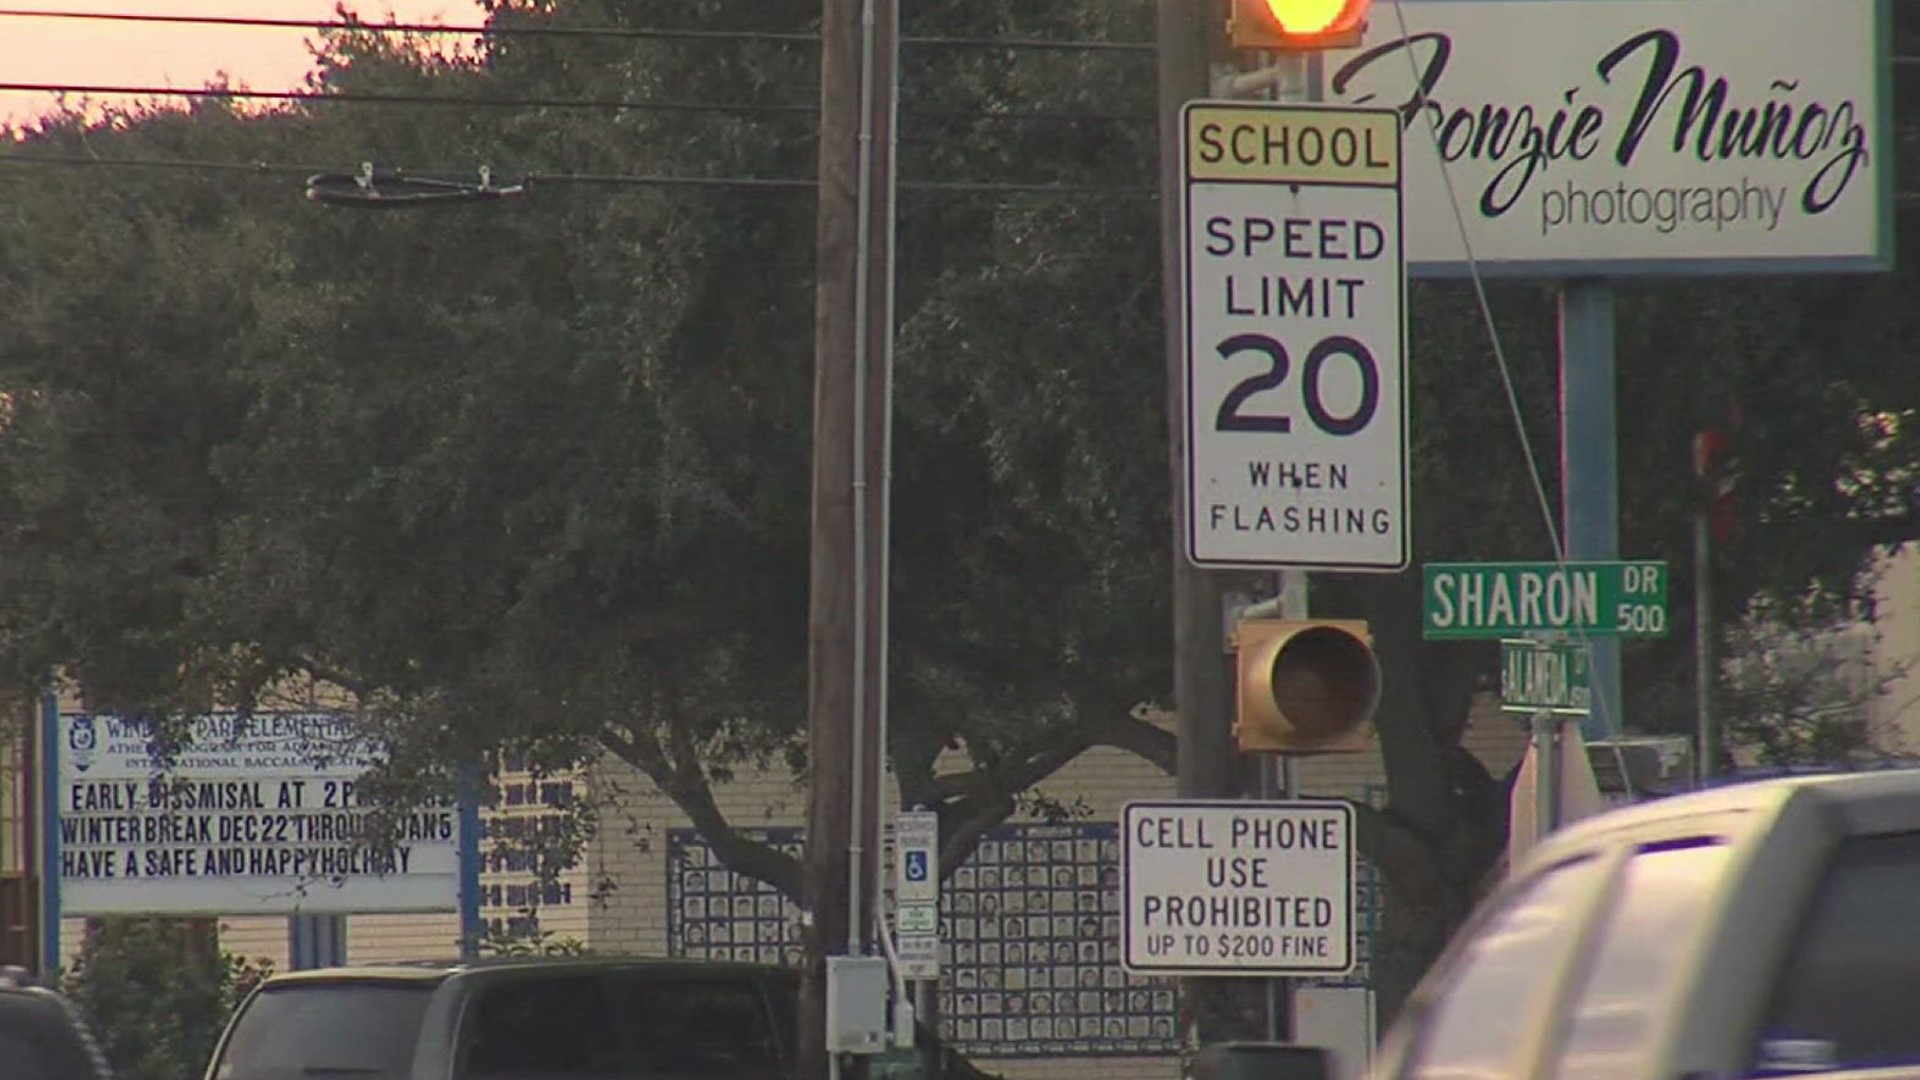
1323,0,1890,275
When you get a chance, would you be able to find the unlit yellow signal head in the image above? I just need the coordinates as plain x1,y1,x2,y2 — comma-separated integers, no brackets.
1233,619,1381,753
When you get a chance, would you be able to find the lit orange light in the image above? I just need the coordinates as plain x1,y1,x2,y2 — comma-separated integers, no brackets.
1233,0,1370,49
1263,0,1347,33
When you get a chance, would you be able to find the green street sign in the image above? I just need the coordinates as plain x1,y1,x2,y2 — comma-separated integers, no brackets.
896,902,938,934
1501,638,1592,714
1422,560,1669,640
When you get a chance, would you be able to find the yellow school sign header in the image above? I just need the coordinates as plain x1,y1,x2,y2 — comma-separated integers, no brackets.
1186,103,1400,187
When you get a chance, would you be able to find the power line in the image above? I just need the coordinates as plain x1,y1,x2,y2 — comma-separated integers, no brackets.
0,80,812,116
0,150,1154,197
17,149,1920,203
0,7,815,44
0,81,1154,125
0,8,1155,53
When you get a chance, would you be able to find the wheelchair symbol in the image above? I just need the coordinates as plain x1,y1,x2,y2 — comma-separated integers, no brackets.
904,850,930,882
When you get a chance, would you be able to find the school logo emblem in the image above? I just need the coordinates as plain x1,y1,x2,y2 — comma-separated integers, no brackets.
67,715,97,773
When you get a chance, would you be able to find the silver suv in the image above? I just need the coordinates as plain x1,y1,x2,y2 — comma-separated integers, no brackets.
1371,769,1920,1080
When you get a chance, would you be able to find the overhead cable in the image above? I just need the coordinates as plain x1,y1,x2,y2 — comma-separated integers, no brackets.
0,150,1151,197
0,80,1153,125
0,80,811,116
0,8,1155,52
0,7,816,44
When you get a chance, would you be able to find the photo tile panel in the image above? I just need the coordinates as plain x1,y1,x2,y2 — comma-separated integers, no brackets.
664,801,1386,1043
665,822,1182,1056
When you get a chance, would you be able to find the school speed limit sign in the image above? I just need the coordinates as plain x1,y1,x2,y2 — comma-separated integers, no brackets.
1182,102,1408,571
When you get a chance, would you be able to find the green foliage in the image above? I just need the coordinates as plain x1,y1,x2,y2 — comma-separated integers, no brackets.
60,920,272,1080
478,908,592,957
0,0,1917,1028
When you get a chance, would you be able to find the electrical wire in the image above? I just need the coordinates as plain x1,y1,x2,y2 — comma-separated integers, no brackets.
0,80,1155,126
0,149,1153,197
0,7,815,43
1385,0,1563,564
1386,0,1622,735
0,80,813,116
0,8,1156,53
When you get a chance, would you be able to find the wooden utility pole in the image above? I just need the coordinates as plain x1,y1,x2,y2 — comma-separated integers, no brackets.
801,0,897,1077
1158,1,1234,812
1157,0,1254,1050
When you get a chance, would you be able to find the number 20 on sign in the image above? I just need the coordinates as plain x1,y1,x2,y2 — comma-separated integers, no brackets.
1182,102,1409,572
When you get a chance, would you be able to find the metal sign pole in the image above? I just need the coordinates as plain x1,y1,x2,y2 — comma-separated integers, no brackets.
1532,709,1561,841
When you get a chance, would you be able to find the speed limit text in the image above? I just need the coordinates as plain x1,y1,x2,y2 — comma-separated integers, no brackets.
1205,215,1387,320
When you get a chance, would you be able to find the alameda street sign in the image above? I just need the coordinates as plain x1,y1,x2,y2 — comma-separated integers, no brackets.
1501,638,1593,714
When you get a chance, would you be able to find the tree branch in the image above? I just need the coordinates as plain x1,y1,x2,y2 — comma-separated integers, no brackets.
602,720,804,902
1092,712,1176,774
292,655,374,700
937,730,1094,873
1352,802,1443,899
891,738,942,812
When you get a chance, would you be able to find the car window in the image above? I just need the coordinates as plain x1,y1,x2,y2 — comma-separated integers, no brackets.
1752,831,1920,1074
621,976,780,1078
1397,855,1610,1080
1551,839,1731,1080
463,974,622,1078
214,982,431,1080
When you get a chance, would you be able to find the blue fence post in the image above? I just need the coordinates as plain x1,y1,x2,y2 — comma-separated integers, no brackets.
38,696,61,979
457,764,484,961
288,914,348,969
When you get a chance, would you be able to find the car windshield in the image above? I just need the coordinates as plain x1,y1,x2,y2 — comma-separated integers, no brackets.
214,982,433,1080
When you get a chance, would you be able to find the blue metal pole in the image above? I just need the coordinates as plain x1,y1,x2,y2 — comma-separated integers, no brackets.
457,766,483,961
1559,280,1623,741
38,696,61,978
288,913,348,969
288,917,310,969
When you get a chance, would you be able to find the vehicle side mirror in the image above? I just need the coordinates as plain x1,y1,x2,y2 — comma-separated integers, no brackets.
1193,1042,1334,1080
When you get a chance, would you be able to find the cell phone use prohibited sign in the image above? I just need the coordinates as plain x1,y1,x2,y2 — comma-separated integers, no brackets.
1121,799,1355,977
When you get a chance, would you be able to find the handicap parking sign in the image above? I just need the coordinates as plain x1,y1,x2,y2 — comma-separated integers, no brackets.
904,850,929,882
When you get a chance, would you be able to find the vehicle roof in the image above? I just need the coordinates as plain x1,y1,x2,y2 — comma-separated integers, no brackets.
259,954,799,986
1520,766,1920,870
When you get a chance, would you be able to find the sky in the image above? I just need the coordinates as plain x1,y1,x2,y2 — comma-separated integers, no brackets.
0,1,483,127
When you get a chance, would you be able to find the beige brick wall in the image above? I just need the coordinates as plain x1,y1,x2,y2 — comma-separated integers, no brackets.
42,688,1528,1080
573,708,1524,1080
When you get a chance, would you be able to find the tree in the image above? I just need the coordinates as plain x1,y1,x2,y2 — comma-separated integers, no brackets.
2,0,1919,1037
1721,574,1918,767
61,919,271,1080
0,0,1179,896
